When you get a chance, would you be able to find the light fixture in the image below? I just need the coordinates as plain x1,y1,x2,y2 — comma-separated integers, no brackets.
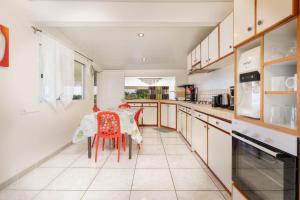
137,33,144,38
141,57,148,62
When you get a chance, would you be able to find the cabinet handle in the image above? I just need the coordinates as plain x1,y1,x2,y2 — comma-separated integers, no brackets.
216,121,219,125
247,27,252,32
257,20,263,26
204,125,207,128
229,45,232,49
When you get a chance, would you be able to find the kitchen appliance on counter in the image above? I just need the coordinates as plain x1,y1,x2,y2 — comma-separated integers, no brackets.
229,86,234,110
177,84,198,102
232,120,298,200
237,46,261,119
212,95,222,107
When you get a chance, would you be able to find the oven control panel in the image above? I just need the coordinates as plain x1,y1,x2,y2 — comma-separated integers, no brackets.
232,120,298,156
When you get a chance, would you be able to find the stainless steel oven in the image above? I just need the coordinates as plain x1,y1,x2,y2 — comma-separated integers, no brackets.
232,120,298,200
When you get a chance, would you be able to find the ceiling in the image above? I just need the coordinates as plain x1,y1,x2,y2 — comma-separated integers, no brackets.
28,0,233,70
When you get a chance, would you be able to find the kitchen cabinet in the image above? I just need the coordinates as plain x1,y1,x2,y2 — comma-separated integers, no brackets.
127,102,158,126
256,0,294,33
186,113,192,144
208,125,232,191
177,109,182,133
208,26,219,63
234,0,255,45
192,117,208,163
220,12,234,57
201,37,209,67
191,49,196,66
187,53,192,72
143,106,158,125
191,44,201,69
160,103,177,130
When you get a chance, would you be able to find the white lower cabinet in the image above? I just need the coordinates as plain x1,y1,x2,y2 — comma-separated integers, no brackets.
186,114,192,144
143,107,157,125
177,109,182,133
208,125,232,191
192,117,208,163
160,103,177,129
181,112,187,139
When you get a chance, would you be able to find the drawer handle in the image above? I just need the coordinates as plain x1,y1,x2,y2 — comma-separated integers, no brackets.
247,27,252,32
229,45,232,49
204,125,207,128
216,121,219,125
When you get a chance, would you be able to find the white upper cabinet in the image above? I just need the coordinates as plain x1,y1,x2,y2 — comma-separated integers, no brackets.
234,0,255,46
220,12,234,57
256,0,294,33
201,37,209,67
191,49,196,66
187,53,192,72
208,26,219,63
195,44,201,69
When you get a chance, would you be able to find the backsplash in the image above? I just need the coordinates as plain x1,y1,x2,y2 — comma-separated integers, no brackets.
197,88,229,103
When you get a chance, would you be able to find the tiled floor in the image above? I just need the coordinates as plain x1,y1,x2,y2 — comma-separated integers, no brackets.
0,127,230,200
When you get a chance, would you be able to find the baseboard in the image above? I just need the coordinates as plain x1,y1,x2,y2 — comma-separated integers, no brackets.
0,142,72,190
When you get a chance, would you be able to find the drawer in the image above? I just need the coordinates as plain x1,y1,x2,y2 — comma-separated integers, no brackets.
143,103,157,107
193,111,208,122
186,108,192,115
128,103,142,107
208,116,232,133
179,107,187,112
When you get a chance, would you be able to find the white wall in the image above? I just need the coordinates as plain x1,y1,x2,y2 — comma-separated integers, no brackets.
0,0,94,186
97,70,125,109
97,69,187,106
188,64,234,90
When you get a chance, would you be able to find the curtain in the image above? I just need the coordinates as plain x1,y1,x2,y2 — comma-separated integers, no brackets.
39,34,74,108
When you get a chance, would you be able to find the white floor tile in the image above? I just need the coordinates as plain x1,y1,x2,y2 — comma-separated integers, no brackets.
89,169,134,190
138,145,165,155
164,145,191,155
60,144,87,154
40,154,80,168
71,153,109,168
136,155,168,169
46,168,98,190
171,169,218,190
130,191,177,200
162,137,185,145
132,169,174,190
0,190,38,200
82,191,130,200
160,132,179,138
141,132,160,138
142,137,162,145
167,155,201,169
34,190,84,200
8,168,64,190
177,191,225,200
103,155,137,169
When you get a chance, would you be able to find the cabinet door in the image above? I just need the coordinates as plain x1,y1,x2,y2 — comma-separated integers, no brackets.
234,0,255,45
191,49,196,66
187,53,192,71
220,12,234,57
208,26,219,63
256,0,294,34
168,104,177,129
192,118,208,163
195,44,201,69
208,126,232,191
181,112,187,139
186,114,192,144
143,107,157,125
161,104,168,127
201,37,209,67
177,110,181,133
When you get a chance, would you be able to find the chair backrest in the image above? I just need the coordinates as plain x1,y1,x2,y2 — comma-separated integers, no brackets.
97,111,121,137
93,105,100,112
134,108,143,125
118,103,131,109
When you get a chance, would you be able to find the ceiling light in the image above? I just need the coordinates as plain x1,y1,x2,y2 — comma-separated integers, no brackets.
141,57,147,62
137,33,144,38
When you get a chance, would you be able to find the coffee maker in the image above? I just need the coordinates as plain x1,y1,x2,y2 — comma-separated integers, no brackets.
229,86,234,110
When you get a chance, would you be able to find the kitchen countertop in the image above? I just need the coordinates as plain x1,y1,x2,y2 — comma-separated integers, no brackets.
124,99,234,121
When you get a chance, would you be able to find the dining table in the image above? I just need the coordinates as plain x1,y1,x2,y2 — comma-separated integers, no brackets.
73,107,142,159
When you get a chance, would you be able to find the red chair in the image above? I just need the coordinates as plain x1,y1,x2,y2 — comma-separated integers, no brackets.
92,105,100,112
95,112,121,162
118,103,131,109
91,105,100,148
134,108,143,150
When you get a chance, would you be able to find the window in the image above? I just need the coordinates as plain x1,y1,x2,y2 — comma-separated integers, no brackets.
73,61,85,100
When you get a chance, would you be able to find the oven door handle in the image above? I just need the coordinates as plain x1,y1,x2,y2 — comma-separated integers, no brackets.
232,133,281,158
